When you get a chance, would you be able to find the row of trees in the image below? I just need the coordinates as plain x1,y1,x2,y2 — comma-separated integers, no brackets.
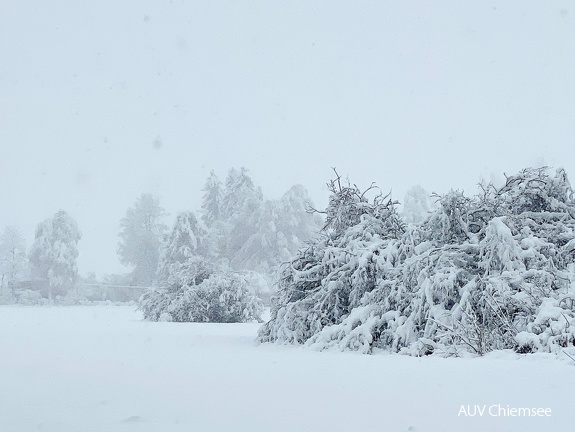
121,168,322,321
1,167,320,308
259,167,575,356
0,210,81,304
119,168,321,287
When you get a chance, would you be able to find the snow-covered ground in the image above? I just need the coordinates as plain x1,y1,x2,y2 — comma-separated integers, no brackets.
0,306,573,432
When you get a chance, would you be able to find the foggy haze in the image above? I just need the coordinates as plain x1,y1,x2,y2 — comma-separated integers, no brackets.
1,1,574,277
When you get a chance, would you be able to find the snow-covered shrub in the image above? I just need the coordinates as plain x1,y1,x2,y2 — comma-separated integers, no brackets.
259,174,405,344
176,273,263,323
259,167,575,357
139,273,263,323
15,289,45,305
139,287,173,321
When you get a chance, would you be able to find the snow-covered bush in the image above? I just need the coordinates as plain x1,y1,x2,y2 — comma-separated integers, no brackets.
259,167,575,357
259,173,405,344
15,289,45,306
139,272,263,323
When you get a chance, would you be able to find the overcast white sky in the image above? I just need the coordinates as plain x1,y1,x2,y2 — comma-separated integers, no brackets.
1,0,574,277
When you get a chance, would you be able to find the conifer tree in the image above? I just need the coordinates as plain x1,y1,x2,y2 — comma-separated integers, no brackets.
201,170,223,228
118,193,167,286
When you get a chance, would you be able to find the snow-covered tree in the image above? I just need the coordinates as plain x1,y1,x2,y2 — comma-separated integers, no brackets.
199,168,323,277
259,167,575,357
29,210,81,302
403,185,433,225
139,207,264,323
0,226,28,298
230,185,323,274
156,211,211,289
230,199,282,273
139,167,329,323
423,190,473,244
277,185,323,254
118,193,167,286
221,167,262,220
201,170,223,228
259,174,405,345
219,168,263,263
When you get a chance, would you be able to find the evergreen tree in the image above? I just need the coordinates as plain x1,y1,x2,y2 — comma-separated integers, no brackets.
140,206,263,323
231,199,283,273
139,167,326,323
221,167,262,219
201,170,223,228
118,193,167,286
278,185,323,253
220,167,263,265
156,211,211,289
232,185,323,273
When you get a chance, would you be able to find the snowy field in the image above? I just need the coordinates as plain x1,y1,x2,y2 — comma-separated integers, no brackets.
1,306,573,432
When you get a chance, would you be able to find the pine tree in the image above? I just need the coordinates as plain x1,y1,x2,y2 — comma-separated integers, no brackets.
220,167,263,265
156,211,211,289
201,170,223,228
221,167,262,219
232,185,323,274
278,185,323,254
118,193,167,286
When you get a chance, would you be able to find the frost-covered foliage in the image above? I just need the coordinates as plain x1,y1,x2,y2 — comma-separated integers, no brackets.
139,210,263,323
29,210,81,301
259,167,575,357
